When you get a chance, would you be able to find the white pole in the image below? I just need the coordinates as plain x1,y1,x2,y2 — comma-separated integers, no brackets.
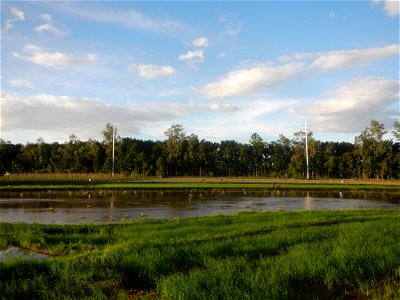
112,127,115,176
305,120,309,180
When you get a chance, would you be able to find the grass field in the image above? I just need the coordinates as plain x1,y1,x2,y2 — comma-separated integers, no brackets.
1,210,400,299
0,174,399,191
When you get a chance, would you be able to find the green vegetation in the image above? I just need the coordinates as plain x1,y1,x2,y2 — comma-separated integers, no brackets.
1,179,399,191
1,120,400,179
1,210,400,299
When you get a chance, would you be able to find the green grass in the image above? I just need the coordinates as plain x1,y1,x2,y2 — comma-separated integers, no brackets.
1,210,400,299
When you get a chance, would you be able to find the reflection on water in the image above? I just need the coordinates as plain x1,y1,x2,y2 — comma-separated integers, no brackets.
0,247,49,262
0,189,399,224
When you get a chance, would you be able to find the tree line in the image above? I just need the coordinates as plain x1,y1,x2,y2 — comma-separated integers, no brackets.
1,120,399,179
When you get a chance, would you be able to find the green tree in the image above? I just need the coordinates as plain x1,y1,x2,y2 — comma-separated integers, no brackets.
101,123,119,173
268,135,292,178
164,124,186,176
249,133,265,177
216,140,241,177
289,130,316,178
354,120,388,179
0,140,22,174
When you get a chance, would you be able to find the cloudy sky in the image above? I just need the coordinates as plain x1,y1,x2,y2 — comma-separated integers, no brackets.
1,1,399,144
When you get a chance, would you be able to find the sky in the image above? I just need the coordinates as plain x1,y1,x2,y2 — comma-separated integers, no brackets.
1,0,399,144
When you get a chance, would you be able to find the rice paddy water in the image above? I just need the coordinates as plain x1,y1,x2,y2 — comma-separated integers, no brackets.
0,188,399,224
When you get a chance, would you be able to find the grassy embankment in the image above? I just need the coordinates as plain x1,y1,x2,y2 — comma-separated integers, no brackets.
0,173,399,190
1,210,400,299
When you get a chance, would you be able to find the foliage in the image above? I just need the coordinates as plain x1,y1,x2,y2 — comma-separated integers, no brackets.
1,210,400,299
1,120,399,179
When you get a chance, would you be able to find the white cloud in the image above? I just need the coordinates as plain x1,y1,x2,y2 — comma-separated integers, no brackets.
310,44,399,71
1,6,25,32
208,103,239,112
49,3,186,37
178,49,205,67
7,79,36,89
34,23,69,37
328,11,336,18
41,14,53,22
192,37,209,48
199,62,304,99
127,9,183,31
2,20,14,32
130,63,176,79
10,7,25,20
295,77,399,132
1,92,201,143
278,44,399,71
179,49,204,61
12,45,97,68
372,0,400,17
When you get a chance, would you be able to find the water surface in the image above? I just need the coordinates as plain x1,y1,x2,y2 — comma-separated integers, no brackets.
1,189,399,224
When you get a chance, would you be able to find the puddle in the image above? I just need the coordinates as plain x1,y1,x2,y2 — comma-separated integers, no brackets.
0,247,50,262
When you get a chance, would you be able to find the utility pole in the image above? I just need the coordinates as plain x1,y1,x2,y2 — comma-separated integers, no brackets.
112,126,115,176
305,120,309,180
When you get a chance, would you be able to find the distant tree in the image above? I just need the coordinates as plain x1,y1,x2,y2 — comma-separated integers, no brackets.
249,133,265,177
289,130,316,178
101,123,119,172
164,124,186,176
268,135,292,178
354,120,388,179
0,139,22,174
2,120,398,178
216,140,241,177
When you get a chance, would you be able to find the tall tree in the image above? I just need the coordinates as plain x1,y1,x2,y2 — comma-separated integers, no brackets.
164,124,186,176
268,135,292,178
249,133,265,177
354,120,388,179
102,123,119,172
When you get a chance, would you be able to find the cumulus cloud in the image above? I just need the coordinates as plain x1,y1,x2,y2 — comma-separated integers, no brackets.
178,49,205,67
179,49,204,61
372,0,400,17
295,77,399,132
130,63,176,79
199,62,304,99
7,79,36,89
12,45,97,68
1,92,202,142
192,37,209,47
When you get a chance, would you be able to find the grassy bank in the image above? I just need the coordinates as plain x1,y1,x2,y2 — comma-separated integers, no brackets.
0,174,400,190
1,210,400,299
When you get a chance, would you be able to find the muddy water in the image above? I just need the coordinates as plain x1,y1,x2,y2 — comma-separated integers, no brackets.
0,189,399,224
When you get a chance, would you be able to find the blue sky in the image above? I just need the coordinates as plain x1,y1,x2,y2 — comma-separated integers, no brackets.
1,0,399,144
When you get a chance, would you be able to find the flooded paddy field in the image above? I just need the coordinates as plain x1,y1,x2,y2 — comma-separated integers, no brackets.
1,188,399,224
